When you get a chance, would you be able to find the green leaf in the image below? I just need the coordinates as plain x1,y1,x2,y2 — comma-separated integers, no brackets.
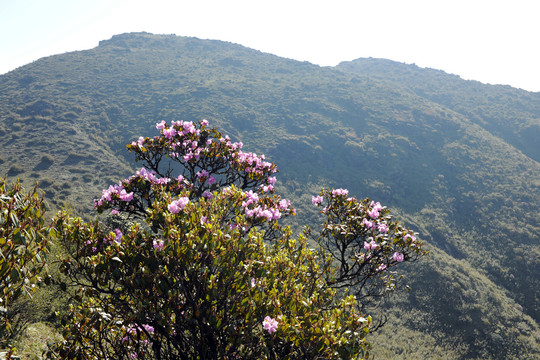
9,212,19,227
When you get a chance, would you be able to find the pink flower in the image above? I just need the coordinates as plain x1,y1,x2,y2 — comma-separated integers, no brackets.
331,188,349,197
114,229,122,243
251,278,256,288
367,209,379,219
200,119,209,126
362,218,374,229
137,167,158,182
142,324,154,334
260,209,273,221
202,191,213,199
378,223,388,233
377,264,387,271
312,195,323,206
262,316,278,334
368,202,383,219
207,176,216,185
242,190,259,208
163,127,177,139
156,120,166,130
278,199,290,210
153,239,164,252
168,197,189,213
183,152,194,161
197,169,210,178
364,240,378,251
269,208,282,220
231,141,243,150
111,209,119,215
371,201,383,212
119,189,134,202
404,234,416,242
393,252,404,262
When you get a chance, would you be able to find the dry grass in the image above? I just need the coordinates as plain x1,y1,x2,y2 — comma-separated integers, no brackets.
14,323,62,360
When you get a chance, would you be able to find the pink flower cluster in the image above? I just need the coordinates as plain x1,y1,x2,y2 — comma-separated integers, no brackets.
136,168,171,185
393,252,404,262
244,205,282,221
278,199,290,210
153,239,165,252
242,190,259,208
240,189,292,221
219,135,242,150
260,176,277,192
122,323,154,344
360,201,390,236
197,169,216,185
157,120,207,161
156,120,278,186
312,195,323,206
234,151,276,176
378,223,389,233
159,120,200,139
404,234,416,242
331,188,349,197
367,201,383,219
95,183,134,207
131,136,145,148
168,197,189,213
262,316,278,334
364,240,379,251
362,218,374,229
95,167,182,210
114,229,122,244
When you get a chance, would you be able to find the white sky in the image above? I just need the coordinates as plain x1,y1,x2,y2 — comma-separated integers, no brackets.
1,0,539,92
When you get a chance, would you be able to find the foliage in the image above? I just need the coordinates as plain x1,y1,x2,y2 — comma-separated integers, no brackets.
0,177,49,346
48,120,423,359
311,190,423,313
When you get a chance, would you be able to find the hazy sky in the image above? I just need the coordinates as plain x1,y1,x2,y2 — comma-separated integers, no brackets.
1,0,539,92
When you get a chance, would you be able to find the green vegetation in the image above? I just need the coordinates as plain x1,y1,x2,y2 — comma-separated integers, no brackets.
0,178,50,353
0,32,539,358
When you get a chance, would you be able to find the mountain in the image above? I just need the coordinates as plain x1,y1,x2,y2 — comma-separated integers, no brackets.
1,32,539,359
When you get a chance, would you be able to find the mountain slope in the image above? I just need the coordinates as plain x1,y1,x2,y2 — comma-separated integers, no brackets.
0,33,539,358
337,58,540,163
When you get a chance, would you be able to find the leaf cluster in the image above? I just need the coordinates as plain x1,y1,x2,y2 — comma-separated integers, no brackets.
0,177,50,345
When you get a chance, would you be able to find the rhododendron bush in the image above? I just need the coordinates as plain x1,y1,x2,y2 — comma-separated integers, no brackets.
0,178,49,347
49,120,424,359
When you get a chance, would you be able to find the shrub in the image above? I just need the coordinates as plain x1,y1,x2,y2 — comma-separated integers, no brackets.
49,120,424,359
0,178,49,347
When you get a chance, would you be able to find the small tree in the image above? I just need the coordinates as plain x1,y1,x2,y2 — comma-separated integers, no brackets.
0,178,49,347
50,120,424,359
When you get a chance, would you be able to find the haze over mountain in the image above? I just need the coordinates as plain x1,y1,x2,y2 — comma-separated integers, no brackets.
1,33,539,359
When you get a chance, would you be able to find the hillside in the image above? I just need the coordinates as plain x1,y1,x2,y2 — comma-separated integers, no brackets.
0,32,539,358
